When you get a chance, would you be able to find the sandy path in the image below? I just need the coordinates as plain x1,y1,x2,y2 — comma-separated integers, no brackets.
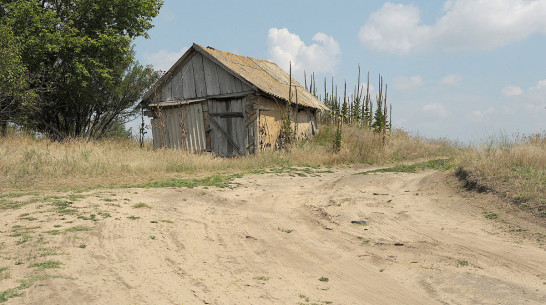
2,168,545,304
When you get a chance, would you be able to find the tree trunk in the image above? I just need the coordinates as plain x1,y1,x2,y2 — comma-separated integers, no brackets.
0,119,7,136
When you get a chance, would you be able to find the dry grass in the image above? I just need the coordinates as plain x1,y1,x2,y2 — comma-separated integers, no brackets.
0,126,456,191
455,133,546,216
1,127,543,219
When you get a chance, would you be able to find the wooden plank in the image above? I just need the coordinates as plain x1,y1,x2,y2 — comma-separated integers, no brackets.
254,108,259,153
197,105,206,151
242,97,248,155
215,101,224,155
233,99,246,156
216,66,233,95
207,90,254,100
226,100,233,156
209,116,244,156
191,53,207,97
192,105,201,151
171,109,180,148
165,109,172,148
208,100,216,154
209,112,244,118
161,80,172,101
161,111,169,148
175,108,184,148
228,99,240,156
181,58,197,99
241,82,252,92
151,118,159,148
189,105,199,151
181,106,189,150
172,69,184,100
188,105,197,151
229,76,243,93
203,56,220,96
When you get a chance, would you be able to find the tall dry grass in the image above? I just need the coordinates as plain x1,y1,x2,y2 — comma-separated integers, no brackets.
2,127,543,217
455,132,546,215
0,126,457,191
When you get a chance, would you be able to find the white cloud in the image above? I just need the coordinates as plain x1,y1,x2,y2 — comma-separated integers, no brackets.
470,107,495,120
422,103,448,118
359,3,432,53
502,85,523,96
528,79,546,103
529,79,546,91
393,75,423,90
440,74,462,86
142,48,188,71
267,28,341,75
359,0,546,53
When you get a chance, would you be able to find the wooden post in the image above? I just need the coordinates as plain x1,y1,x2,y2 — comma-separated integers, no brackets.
304,70,308,91
295,86,299,137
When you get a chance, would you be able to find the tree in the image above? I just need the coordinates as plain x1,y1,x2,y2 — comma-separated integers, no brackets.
1,0,163,139
0,23,36,135
85,59,159,139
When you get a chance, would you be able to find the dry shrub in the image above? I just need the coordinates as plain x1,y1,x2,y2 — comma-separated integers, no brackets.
301,125,458,165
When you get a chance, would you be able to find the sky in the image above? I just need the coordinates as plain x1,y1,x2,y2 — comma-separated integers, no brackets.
131,0,546,144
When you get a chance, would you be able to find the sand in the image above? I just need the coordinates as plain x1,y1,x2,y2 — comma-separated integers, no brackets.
1,167,545,304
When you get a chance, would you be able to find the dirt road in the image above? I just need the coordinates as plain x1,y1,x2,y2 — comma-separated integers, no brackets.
1,167,545,304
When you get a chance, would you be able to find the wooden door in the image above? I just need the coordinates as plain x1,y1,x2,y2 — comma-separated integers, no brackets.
208,98,246,157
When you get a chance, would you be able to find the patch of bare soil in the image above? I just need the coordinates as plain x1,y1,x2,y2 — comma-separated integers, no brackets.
1,168,545,304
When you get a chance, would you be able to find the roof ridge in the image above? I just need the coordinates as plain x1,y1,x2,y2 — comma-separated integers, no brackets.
198,43,276,65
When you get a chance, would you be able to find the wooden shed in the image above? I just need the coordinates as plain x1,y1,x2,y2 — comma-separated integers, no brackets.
140,43,328,157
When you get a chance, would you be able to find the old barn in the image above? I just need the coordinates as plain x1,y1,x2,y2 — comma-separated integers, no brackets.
140,43,328,157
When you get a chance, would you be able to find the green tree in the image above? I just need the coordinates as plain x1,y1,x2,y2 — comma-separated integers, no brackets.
0,23,36,135
1,0,163,139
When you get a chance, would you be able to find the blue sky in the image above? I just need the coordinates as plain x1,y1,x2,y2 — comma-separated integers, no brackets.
132,0,546,143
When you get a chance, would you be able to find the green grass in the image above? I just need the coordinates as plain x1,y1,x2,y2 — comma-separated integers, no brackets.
457,260,469,267
135,174,242,189
356,159,453,175
0,274,61,303
278,227,293,234
133,202,151,208
127,216,140,220
48,225,91,235
0,267,9,280
485,212,499,219
254,276,269,281
28,260,62,270
51,201,78,215
77,214,97,221
64,226,91,233
319,277,329,282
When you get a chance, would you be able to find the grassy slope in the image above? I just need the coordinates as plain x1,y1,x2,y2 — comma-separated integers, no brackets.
454,134,546,217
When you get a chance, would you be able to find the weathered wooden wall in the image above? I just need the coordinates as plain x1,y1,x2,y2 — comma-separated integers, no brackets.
208,98,247,157
158,52,253,102
150,103,206,152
